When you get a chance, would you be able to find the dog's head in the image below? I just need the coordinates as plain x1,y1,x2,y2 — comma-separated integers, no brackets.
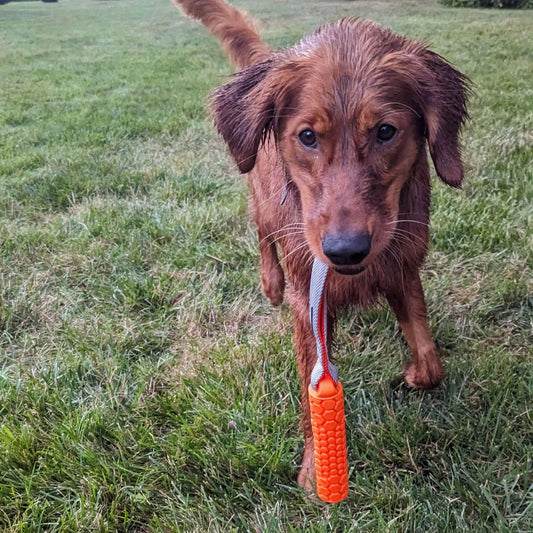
211,18,469,274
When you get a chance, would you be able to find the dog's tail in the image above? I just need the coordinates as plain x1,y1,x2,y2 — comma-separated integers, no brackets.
170,0,271,69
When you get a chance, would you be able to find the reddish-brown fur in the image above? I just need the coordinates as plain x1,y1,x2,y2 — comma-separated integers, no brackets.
172,0,469,490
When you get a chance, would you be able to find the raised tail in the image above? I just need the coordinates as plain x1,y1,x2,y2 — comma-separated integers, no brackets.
170,0,271,69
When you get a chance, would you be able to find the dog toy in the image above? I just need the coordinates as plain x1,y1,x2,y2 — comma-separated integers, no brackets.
308,258,349,503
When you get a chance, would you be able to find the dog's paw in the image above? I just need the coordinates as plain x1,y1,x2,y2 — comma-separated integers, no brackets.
403,357,445,390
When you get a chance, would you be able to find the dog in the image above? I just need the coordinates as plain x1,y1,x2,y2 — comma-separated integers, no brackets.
171,0,469,490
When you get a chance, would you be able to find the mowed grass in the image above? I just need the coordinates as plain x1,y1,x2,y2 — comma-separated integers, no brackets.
0,0,531,531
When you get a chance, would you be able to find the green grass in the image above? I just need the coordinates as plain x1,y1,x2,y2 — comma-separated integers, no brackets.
0,0,531,531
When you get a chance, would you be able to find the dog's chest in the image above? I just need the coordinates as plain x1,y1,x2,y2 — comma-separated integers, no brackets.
328,273,380,310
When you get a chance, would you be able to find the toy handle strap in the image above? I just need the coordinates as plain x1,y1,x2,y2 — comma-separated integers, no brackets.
309,258,338,390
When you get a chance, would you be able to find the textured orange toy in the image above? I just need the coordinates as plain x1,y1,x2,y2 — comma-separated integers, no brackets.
308,377,349,503
309,258,349,503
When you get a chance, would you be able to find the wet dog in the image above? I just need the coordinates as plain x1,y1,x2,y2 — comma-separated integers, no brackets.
172,0,469,489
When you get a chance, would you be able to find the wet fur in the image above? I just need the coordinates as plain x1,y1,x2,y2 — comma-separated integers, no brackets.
171,0,469,490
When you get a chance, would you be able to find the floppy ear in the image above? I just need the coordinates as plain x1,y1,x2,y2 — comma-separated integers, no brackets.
210,59,279,174
421,51,470,188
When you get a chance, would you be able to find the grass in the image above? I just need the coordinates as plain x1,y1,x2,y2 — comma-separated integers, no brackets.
0,0,531,531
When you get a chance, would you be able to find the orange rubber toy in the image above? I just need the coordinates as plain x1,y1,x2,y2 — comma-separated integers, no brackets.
309,377,349,503
308,258,349,503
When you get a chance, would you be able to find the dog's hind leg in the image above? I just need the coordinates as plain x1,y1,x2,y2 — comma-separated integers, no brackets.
386,273,445,389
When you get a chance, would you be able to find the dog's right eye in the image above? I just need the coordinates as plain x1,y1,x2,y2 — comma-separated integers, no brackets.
377,124,397,143
298,129,317,148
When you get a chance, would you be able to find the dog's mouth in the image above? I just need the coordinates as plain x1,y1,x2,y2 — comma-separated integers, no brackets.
332,265,367,276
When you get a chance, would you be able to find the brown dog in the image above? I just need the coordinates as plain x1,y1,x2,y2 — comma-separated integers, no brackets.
172,0,469,490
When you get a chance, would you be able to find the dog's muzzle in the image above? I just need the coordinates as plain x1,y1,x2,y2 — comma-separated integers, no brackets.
322,232,371,268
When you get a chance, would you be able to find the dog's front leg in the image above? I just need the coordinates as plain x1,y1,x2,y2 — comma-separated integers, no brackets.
292,297,337,491
292,304,318,491
386,272,445,389
257,236,285,306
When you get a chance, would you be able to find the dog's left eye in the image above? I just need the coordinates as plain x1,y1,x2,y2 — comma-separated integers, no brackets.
298,129,317,148
377,124,397,143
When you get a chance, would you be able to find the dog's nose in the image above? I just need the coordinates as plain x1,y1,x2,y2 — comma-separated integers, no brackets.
322,232,371,266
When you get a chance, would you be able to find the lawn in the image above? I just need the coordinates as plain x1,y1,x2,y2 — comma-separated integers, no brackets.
0,0,531,531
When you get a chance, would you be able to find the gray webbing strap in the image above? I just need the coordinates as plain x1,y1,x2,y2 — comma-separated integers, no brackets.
309,258,338,390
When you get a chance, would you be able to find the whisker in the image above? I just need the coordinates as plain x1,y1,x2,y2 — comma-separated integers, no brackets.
282,241,312,262
256,183,288,208
383,240,407,294
260,224,305,244
386,219,430,227
269,230,306,245
388,235,426,253
263,224,305,238
389,228,428,248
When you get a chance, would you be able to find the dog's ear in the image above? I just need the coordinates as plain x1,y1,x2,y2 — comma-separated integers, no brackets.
421,51,470,188
211,59,287,174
